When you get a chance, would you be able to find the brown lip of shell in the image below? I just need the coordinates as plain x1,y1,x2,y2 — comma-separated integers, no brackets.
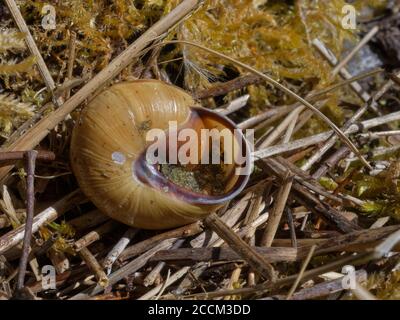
133,106,252,206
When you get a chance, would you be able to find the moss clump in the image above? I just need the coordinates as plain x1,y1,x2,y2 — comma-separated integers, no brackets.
0,29,35,77
366,271,400,300
0,29,35,138
0,93,34,138
345,161,400,220
19,0,171,75
178,0,358,91
175,0,386,132
160,163,226,196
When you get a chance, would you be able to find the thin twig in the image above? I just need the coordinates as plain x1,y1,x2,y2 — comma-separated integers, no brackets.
351,282,378,300
102,228,138,274
204,213,276,281
16,150,38,290
260,171,294,247
194,74,263,99
67,210,108,232
0,151,55,163
216,95,250,115
190,193,252,248
73,221,119,252
119,222,203,262
164,253,371,299
331,26,379,77
253,110,400,160
150,246,298,264
302,71,399,172
286,245,316,299
65,31,77,99
262,270,367,300
79,247,109,288
312,38,375,106
239,105,295,129
139,267,190,300
143,238,185,287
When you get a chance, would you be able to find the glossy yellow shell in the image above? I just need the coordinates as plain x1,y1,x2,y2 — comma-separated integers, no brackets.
70,80,249,229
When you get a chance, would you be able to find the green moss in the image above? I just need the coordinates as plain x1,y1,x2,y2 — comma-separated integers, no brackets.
0,93,34,137
319,176,339,191
367,271,400,300
160,163,226,195
178,0,357,90
347,162,400,220
160,164,203,194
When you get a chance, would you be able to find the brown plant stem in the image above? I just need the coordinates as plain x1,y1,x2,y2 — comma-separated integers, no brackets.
194,74,263,99
143,238,185,287
119,222,203,262
302,71,399,172
253,110,400,160
260,171,293,247
16,150,38,290
0,151,55,164
312,38,376,108
150,246,298,264
73,221,119,252
262,270,367,300
286,207,297,248
286,245,316,299
65,31,77,100
79,247,109,288
204,213,276,281
102,228,138,273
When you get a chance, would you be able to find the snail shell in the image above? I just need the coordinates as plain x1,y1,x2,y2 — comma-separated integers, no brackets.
70,80,250,229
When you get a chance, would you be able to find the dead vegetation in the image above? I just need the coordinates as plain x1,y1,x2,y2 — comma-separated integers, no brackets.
1,0,400,300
